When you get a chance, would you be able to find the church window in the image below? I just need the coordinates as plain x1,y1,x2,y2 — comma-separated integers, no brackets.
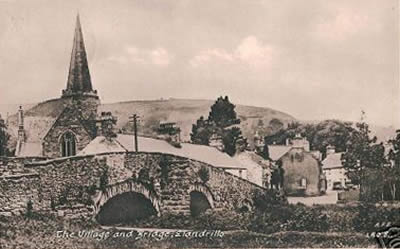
60,132,76,157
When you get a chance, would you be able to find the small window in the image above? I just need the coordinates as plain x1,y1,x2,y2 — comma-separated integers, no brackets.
60,132,76,157
300,178,307,188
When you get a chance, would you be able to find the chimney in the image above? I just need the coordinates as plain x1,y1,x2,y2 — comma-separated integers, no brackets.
326,145,336,155
290,133,310,151
96,112,117,140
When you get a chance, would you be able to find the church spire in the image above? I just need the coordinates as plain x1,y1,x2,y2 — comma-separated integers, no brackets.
62,14,97,98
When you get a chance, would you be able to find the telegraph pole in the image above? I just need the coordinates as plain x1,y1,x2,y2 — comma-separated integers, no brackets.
129,114,139,152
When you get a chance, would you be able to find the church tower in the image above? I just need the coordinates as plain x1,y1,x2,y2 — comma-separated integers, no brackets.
61,14,99,128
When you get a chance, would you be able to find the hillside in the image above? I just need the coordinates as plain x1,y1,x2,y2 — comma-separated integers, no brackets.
3,98,296,144
3,98,395,147
99,98,296,142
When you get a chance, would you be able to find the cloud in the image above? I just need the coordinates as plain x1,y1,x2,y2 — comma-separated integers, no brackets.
313,8,378,42
190,36,276,69
189,48,234,67
150,48,172,66
108,46,173,66
235,36,275,68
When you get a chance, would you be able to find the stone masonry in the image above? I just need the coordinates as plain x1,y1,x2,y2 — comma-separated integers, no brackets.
0,151,265,219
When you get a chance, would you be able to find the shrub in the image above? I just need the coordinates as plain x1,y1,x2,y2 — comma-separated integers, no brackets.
193,210,250,230
252,188,287,211
197,166,210,183
25,200,33,218
99,168,109,192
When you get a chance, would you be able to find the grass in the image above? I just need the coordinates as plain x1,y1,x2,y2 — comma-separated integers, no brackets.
0,211,378,249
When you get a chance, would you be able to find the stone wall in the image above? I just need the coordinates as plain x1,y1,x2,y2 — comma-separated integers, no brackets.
0,151,265,219
0,173,40,216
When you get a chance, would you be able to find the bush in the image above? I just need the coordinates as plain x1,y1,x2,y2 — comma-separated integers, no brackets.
194,210,250,231
25,200,33,218
352,203,400,232
285,205,329,232
252,188,287,211
197,166,210,183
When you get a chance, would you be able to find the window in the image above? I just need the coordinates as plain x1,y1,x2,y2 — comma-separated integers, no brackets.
60,132,76,157
299,178,307,188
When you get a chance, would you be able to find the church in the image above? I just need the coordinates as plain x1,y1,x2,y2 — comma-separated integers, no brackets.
13,15,101,158
7,15,250,181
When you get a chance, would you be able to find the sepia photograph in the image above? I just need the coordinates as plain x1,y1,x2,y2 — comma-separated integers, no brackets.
0,0,399,248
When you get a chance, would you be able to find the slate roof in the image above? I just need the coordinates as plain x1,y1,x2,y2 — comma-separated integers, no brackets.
17,142,42,157
8,116,57,157
268,145,292,161
322,152,343,170
78,136,127,154
79,134,246,169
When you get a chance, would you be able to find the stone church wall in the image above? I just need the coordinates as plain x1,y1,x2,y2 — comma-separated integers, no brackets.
42,112,94,158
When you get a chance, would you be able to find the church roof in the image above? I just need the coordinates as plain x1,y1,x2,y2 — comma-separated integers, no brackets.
79,134,246,169
63,14,95,97
17,142,42,157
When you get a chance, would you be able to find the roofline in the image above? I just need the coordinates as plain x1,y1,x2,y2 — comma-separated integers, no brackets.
322,166,344,170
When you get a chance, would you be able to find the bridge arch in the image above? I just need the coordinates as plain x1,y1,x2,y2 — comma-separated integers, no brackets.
92,180,161,223
188,184,215,216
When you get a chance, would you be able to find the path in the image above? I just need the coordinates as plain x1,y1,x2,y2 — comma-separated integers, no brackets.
287,191,338,206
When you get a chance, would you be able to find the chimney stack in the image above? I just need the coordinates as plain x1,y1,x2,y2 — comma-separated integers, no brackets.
326,145,336,155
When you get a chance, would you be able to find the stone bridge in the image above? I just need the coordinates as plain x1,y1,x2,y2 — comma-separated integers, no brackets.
0,152,265,223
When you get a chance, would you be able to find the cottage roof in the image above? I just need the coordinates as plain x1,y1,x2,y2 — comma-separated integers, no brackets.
322,152,343,169
268,145,292,161
78,136,127,154
234,151,270,169
79,134,246,169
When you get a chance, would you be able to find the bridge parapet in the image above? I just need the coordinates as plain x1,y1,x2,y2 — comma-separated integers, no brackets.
1,151,266,219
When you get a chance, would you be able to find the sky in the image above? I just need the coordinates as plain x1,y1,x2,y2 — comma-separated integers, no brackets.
0,0,398,127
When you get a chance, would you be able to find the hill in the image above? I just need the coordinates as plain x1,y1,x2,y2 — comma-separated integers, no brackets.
3,98,296,145
3,98,395,148
100,98,296,142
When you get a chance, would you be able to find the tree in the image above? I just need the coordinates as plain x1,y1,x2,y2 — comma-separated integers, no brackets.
264,119,356,156
385,130,400,200
0,115,9,156
342,119,384,184
190,96,244,156
259,143,270,160
222,127,243,156
190,116,212,145
208,96,239,128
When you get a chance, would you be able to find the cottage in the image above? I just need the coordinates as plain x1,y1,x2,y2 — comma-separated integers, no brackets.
268,134,324,196
321,145,350,191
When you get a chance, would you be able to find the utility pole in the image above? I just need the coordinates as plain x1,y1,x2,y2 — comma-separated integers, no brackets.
129,114,140,152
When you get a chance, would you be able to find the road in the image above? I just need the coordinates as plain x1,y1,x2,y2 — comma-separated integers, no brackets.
287,191,338,206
